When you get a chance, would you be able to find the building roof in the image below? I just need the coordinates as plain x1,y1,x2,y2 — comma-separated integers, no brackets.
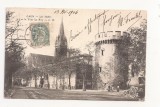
29,53,55,67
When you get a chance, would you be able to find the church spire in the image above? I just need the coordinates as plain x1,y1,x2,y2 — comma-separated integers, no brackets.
55,18,68,58
59,17,64,36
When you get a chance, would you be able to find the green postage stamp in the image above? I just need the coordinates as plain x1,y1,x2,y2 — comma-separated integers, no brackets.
31,23,50,47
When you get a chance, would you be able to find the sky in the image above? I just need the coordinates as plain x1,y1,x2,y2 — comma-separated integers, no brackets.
6,8,147,56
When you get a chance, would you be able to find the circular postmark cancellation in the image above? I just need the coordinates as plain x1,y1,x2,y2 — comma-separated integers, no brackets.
29,23,50,47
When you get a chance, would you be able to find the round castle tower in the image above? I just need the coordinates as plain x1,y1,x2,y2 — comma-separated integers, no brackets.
95,31,128,89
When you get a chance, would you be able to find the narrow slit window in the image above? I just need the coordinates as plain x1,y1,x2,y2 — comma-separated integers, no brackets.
101,49,104,56
99,67,102,72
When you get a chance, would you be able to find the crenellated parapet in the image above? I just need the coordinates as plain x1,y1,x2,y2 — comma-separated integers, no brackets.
95,31,128,45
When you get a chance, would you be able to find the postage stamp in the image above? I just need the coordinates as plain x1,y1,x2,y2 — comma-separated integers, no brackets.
30,23,50,47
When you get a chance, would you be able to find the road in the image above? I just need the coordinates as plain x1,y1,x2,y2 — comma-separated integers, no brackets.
11,87,138,101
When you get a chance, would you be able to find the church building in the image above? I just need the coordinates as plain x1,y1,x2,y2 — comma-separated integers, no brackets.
27,19,93,90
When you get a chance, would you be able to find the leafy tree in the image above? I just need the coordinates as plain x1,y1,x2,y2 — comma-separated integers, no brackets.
67,48,80,89
128,19,146,77
5,11,25,91
54,48,81,90
117,19,146,88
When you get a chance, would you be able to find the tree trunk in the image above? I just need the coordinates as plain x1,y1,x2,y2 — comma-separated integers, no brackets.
68,74,71,90
5,72,13,91
56,76,58,89
62,75,65,90
34,75,37,88
82,74,86,91
47,74,50,89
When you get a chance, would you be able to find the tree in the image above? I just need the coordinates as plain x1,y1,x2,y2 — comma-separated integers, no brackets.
13,66,32,86
54,48,81,90
128,19,146,78
85,41,95,55
26,54,46,88
51,48,81,90
117,19,146,88
85,41,98,90
5,11,25,91
67,48,80,89
77,54,93,91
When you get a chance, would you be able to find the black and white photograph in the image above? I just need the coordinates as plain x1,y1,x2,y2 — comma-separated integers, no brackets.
4,8,146,101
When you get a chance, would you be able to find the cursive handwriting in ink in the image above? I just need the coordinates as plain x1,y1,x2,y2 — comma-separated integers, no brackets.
71,10,109,41
70,29,83,41
117,11,142,29
103,13,121,26
53,9,78,16
71,10,143,41
86,10,109,34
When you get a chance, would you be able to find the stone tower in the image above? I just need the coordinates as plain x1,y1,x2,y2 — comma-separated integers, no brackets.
55,19,67,58
95,31,127,89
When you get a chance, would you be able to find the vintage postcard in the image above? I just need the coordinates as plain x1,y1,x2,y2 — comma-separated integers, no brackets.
4,8,146,101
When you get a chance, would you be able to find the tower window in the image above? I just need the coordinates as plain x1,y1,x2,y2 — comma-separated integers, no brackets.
99,67,102,72
101,49,104,56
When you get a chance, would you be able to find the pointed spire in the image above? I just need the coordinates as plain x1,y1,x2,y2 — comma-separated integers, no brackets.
55,17,68,58
55,17,67,47
59,17,64,35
